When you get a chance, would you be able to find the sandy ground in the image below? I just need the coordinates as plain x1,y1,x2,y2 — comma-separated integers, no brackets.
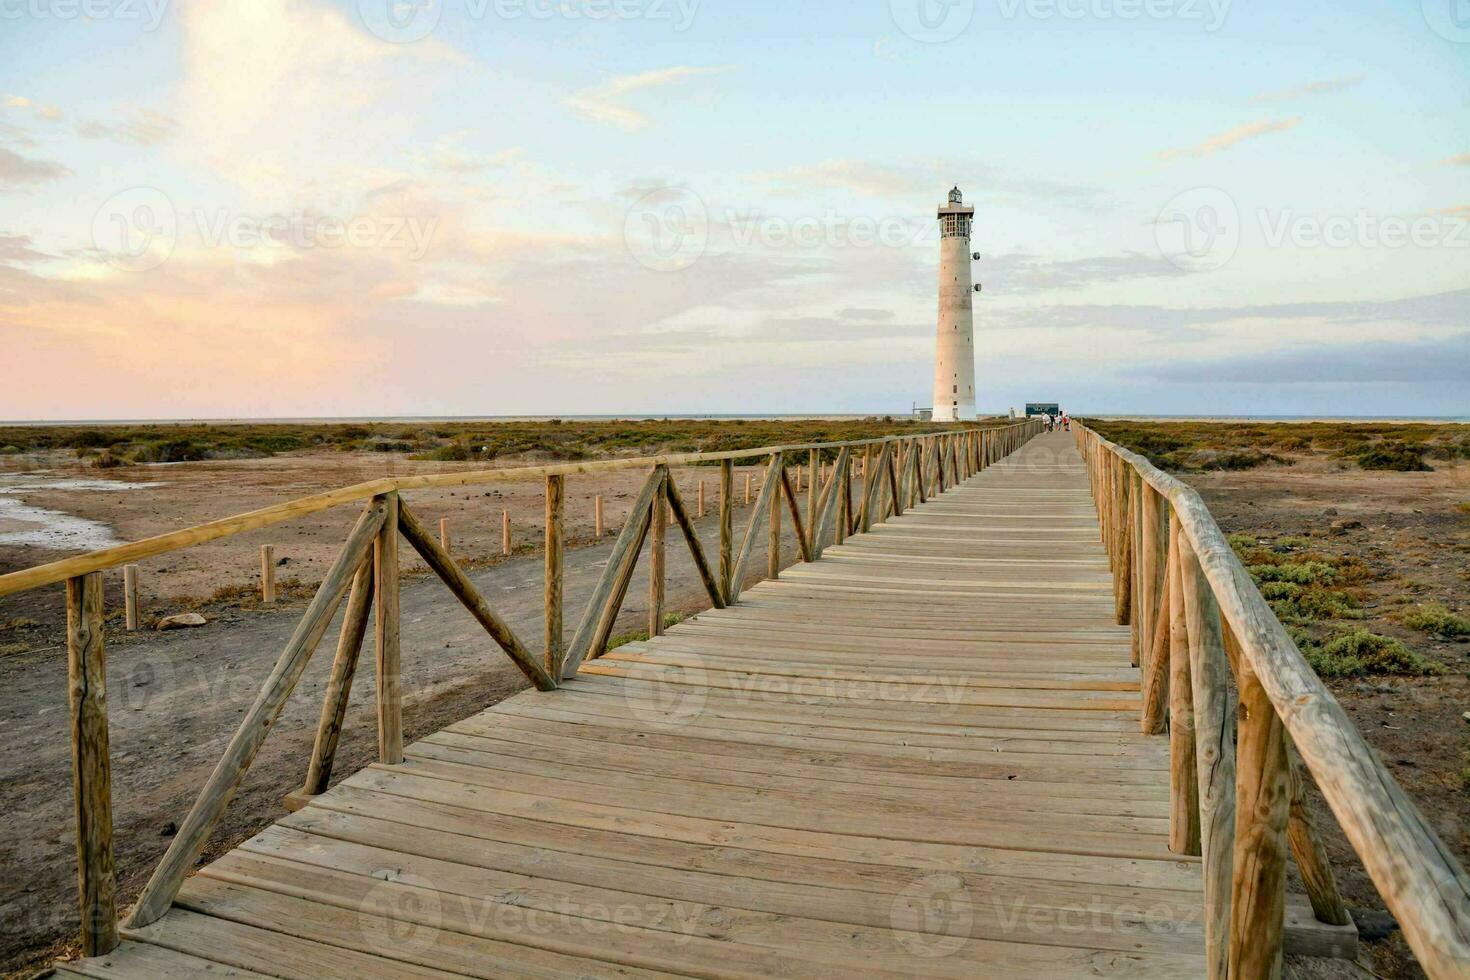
1,447,1466,977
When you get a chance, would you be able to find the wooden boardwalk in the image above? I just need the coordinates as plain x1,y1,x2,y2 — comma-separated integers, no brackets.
59,432,1207,979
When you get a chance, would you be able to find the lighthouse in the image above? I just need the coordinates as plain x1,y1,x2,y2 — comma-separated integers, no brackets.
932,186,977,422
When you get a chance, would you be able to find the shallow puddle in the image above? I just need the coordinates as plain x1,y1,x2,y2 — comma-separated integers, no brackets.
0,476,164,551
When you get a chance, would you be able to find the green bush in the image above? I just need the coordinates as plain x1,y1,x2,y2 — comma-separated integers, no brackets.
412,443,471,462
1248,561,1337,586
1399,603,1470,639
1355,441,1430,471
1305,630,1446,678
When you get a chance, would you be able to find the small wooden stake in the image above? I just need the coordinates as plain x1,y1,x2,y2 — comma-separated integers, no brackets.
67,571,118,956
260,544,275,604
501,509,511,556
697,480,706,518
595,495,604,537
438,517,451,556
122,564,139,631
745,473,752,505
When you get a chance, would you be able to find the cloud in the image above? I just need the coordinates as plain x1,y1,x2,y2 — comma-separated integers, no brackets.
1143,334,1470,384
754,157,1105,207
983,287,1470,336
1252,75,1363,103
0,146,71,191
76,106,179,146
175,0,463,195
1441,152,1470,167
564,66,734,131
3,94,30,109
1157,117,1301,160
0,235,55,264
982,252,1191,293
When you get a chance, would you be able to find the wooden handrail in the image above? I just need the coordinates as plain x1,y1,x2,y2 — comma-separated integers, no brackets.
0,422,1031,599
1077,424,1470,979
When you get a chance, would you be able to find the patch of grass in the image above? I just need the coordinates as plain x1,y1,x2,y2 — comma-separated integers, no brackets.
1398,603,1470,639
1303,629,1447,678
1274,536,1313,550
1085,419,1469,473
1248,561,1338,586
1352,441,1432,472
1270,587,1365,624
0,417,973,467
603,612,689,652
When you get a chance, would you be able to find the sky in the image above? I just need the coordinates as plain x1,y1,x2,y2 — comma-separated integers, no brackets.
0,0,1466,420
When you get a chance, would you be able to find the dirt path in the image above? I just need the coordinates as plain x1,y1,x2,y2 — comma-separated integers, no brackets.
0,502,812,977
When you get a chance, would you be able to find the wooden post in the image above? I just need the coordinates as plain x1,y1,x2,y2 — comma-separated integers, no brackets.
1285,737,1352,926
67,571,118,956
438,516,451,556
1167,522,1200,856
1230,648,1291,980
501,509,511,556
840,464,852,549
1140,492,1171,733
545,475,564,678
807,448,818,554
745,472,752,505
375,492,402,765
260,544,275,604
664,475,725,608
719,460,733,594
297,556,374,801
1178,531,1236,980
122,564,139,631
768,458,782,579
858,445,874,532
649,479,667,636
697,479,706,518
594,495,604,537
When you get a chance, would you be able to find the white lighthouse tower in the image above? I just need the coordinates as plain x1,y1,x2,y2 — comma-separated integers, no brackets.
932,186,977,421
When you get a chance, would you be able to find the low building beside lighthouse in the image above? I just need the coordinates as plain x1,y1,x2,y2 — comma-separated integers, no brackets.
932,186,977,422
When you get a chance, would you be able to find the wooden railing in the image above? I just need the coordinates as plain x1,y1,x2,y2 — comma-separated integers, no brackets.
1075,424,1470,980
4,418,1042,957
